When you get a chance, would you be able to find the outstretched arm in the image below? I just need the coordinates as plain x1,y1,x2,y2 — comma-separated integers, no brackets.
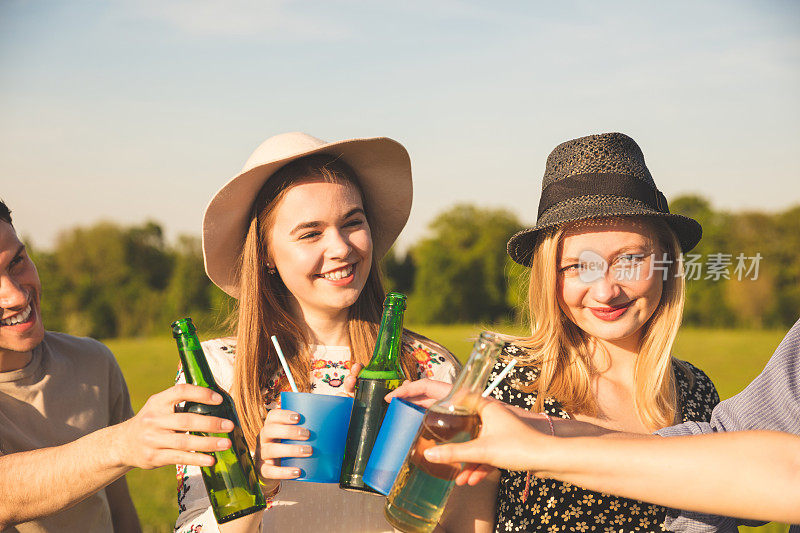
0,384,232,528
537,430,800,524
424,401,800,524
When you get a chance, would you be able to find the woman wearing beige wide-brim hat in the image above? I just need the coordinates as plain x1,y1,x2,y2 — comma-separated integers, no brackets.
174,132,461,532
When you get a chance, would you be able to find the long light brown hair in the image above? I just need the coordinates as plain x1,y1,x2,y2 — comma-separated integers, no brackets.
510,216,690,431
231,155,419,448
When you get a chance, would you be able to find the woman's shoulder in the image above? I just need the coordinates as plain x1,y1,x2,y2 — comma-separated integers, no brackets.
501,339,536,361
402,329,456,360
175,336,237,392
673,358,720,422
492,339,539,375
672,358,717,391
403,329,461,382
201,337,236,366
201,336,236,354
489,341,540,386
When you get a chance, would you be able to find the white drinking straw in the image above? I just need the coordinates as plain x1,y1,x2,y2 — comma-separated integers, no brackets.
271,335,299,393
482,358,517,397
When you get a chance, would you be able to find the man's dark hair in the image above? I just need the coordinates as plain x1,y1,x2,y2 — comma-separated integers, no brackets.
0,199,11,225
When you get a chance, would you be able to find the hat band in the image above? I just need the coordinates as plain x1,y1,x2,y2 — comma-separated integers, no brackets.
537,173,668,218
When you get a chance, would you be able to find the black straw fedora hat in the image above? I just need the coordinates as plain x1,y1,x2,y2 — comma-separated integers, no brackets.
507,132,702,266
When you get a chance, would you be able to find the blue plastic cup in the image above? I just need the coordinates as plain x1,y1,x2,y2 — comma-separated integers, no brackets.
280,392,354,483
363,397,426,495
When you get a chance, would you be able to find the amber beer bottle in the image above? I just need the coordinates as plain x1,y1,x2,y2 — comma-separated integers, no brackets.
384,331,505,533
340,292,408,492
172,318,266,523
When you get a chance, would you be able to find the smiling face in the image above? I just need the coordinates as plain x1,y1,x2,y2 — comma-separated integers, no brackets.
556,218,663,346
0,221,45,360
267,178,373,320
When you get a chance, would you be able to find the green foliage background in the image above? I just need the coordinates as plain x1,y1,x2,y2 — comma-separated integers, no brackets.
30,222,234,338
404,204,523,323
29,196,800,338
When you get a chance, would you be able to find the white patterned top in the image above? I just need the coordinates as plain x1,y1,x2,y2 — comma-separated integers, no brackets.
174,334,459,533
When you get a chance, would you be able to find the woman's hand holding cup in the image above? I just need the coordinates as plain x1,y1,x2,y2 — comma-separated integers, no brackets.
255,408,313,492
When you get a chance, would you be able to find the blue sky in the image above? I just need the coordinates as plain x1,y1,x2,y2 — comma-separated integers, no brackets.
2,0,799,250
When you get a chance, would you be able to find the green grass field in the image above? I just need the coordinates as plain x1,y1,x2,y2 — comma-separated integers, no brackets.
108,326,791,533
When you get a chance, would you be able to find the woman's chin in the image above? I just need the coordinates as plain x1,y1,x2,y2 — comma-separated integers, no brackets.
584,320,643,343
320,289,363,313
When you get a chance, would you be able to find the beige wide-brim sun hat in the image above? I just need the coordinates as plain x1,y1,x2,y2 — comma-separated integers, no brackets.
203,132,412,298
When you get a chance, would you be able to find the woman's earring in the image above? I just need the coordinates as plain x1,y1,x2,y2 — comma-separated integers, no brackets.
266,262,277,275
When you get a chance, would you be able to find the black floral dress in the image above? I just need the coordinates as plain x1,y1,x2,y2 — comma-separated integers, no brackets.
489,342,720,533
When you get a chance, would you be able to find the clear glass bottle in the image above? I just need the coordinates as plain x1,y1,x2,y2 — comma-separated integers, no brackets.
384,331,505,533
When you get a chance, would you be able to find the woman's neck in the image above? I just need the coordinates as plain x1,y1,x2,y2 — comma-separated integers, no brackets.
590,333,641,382
289,298,351,347
578,332,651,433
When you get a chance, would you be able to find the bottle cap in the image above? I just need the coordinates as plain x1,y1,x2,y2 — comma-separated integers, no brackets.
171,317,197,338
384,292,407,310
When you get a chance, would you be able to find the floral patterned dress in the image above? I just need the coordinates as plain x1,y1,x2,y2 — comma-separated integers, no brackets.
174,334,460,533
488,342,720,533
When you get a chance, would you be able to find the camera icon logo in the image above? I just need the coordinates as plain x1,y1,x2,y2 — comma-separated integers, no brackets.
577,250,608,284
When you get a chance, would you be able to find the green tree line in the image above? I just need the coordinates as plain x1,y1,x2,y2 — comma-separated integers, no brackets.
30,222,233,338
28,195,800,339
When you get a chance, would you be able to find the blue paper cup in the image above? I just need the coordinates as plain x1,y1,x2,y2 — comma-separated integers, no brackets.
280,392,354,483
363,397,426,495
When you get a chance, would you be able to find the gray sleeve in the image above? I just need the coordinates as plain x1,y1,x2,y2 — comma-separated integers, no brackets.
655,420,713,437
660,318,800,437
105,344,134,424
656,319,800,531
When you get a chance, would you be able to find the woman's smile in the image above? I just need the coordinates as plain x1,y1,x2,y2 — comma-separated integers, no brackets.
318,263,357,285
588,301,634,321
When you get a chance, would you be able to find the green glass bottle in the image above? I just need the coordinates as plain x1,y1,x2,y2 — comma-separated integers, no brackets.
339,292,408,492
172,318,266,524
385,331,505,533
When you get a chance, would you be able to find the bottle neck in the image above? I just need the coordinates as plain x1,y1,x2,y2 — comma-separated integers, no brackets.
364,303,405,373
176,334,218,389
432,333,504,414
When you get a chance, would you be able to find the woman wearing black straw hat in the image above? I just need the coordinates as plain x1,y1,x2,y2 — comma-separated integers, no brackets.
389,132,721,532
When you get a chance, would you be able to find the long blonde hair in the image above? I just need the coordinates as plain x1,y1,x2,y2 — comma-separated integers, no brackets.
231,155,419,448
511,216,688,431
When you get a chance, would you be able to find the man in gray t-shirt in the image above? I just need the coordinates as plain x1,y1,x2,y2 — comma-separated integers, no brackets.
0,200,233,531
